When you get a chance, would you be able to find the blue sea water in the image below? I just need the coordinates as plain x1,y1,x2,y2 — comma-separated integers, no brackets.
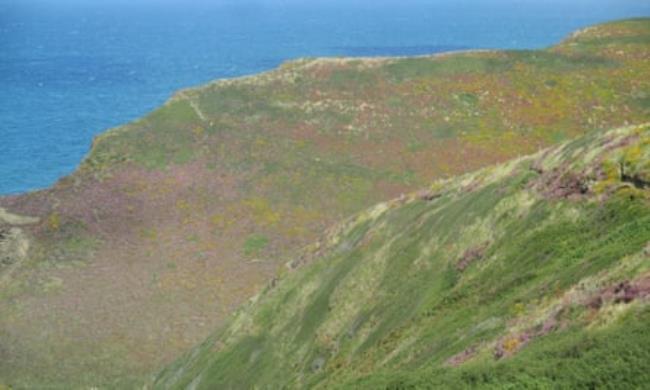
1,0,649,195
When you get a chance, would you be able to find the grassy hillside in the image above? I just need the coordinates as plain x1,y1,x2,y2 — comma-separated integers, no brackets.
153,123,650,389
1,18,649,388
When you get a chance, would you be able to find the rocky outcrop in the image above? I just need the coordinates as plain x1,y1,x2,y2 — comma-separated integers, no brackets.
0,207,39,226
0,227,30,267
0,208,38,282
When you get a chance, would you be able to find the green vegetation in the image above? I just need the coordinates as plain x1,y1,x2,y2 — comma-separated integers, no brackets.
243,233,269,257
1,19,649,388
153,124,650,389
349,307,650,388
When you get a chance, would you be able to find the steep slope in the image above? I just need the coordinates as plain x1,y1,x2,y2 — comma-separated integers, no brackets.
154,123,650,389
1,19,649,387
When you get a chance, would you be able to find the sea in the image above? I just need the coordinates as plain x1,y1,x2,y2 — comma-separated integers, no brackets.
1,0,649,195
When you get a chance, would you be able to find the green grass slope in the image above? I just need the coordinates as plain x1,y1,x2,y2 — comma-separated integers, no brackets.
153,123,650,389
1,18,649,388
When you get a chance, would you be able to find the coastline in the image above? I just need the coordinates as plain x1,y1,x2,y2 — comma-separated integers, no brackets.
4,17,648,197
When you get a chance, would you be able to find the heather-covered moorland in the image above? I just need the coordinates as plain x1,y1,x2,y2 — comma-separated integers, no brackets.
154,122,650,389
1,18,649,388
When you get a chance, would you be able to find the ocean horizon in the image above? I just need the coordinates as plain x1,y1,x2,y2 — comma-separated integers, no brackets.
2,0,650,195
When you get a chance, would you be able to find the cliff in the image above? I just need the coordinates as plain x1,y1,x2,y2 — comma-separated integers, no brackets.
1,18,649,388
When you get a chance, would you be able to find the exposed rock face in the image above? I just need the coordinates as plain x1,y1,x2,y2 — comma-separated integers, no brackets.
0,227,30,268
0,208,37,279
0,207,39,226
